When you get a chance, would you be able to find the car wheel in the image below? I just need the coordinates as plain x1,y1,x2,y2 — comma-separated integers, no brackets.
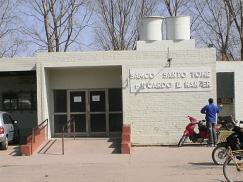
1,138,8,150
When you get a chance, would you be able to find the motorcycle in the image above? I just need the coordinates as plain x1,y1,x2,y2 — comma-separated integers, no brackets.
217,115,235,131
212,123,243,165
177,116,222,147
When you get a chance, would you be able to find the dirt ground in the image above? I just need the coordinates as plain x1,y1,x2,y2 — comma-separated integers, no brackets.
0,138,227,182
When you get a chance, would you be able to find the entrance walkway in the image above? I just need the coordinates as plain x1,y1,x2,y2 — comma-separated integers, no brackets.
0,143,226,182
38,137,121,155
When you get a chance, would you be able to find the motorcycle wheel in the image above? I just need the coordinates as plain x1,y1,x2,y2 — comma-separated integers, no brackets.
212,142,228,165
177,136,188,147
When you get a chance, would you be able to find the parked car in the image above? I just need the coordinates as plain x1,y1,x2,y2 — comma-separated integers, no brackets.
0,111,18,150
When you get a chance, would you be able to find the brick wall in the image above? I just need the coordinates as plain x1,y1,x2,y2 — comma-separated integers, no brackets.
123,49,216,145
36,47,216,145
20,125,47,156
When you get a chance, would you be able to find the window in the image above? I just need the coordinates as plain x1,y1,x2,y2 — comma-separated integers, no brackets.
2,93,18,110
108,88,123,133
108,89,122,112
2,91,36,111
3,114,13,124
109,113,122,132
19,92,32,110
54,115,67,133
54,90,67,113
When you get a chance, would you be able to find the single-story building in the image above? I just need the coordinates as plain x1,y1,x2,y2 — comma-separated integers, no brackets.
0,16,241,146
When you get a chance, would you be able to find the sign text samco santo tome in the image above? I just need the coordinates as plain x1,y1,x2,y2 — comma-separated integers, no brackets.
129,67,212,93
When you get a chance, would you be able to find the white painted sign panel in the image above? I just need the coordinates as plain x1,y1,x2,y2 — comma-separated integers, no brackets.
129,67,212,93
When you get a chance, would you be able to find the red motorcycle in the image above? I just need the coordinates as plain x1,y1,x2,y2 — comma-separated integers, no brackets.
177,116,222,147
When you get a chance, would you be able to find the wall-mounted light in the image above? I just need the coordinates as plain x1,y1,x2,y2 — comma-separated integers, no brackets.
167,58,172,67
166,47,172,67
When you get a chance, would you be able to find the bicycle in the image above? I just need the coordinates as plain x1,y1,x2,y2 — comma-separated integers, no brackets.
223,147,243,182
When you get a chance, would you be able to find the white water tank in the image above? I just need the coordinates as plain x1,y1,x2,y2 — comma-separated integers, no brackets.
166,16,190,40
139,16,163,41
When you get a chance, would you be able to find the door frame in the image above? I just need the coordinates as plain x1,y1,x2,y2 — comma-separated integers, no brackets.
53,88,122,137
68,89,108,137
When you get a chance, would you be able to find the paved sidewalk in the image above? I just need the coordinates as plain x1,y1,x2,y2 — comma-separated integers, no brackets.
0,139,226,182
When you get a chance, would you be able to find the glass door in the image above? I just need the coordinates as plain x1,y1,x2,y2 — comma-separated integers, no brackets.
69,91,87,135
89,90,107,135
54,88,122,137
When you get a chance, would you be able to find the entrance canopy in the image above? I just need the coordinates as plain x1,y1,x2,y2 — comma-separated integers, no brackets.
40,66,123,137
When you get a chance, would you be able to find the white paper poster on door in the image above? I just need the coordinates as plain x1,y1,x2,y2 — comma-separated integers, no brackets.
92,95,100,102
74,96,82,102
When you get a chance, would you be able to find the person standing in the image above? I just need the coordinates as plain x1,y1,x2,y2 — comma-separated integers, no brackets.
201,98,221,147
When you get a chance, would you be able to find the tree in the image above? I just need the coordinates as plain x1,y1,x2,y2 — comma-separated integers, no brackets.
93,0,158,51
161,0,191,16
20,0,92,52
224,0,243,60
0,0,23,57
159,0,201,42
193,0,235,61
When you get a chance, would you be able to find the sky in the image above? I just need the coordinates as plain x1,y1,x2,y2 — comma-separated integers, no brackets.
14,1,97,56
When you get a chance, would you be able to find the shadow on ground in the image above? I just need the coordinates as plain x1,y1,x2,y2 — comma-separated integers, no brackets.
169,143,208,148
38,139,59,155
8,145,21,156
189,162,216,166
108,137,121,154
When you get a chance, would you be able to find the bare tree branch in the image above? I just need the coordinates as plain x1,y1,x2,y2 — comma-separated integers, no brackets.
94,0,158,50
19,0,92,52
0,0,24,57
224,0,243,60
193,0,235,61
